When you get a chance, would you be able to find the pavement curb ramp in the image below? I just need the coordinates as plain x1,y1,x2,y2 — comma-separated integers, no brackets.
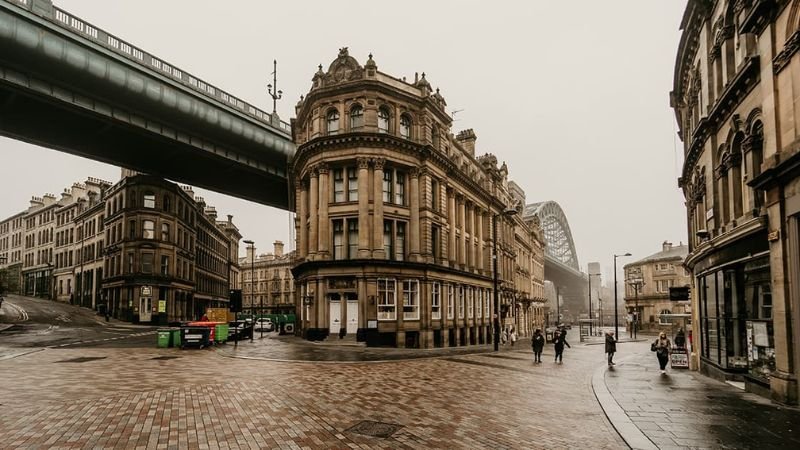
591,359,657,450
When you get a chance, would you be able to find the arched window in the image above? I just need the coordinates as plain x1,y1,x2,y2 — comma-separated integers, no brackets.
716,145,730,227
349,104,363,130
378,107,390,133
729,133,744,220
326,109,340,135
431,127,440,149
400,114,412,139
749,120,765,210
163,196,171,213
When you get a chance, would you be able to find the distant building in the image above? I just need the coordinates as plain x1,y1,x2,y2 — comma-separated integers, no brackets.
623,242,690,333
0,170,240,324
238,241,295,316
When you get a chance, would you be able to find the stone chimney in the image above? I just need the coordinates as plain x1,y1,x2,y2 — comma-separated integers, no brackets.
42,194,57,206
245,244,256,262
274,240,284,257
456,129,477,156
227,214,233,224
662,241,673,252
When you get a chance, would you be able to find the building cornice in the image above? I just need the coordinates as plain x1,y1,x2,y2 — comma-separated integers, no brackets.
684,216,767,269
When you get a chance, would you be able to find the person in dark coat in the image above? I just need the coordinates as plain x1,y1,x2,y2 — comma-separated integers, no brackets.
653,331,673,374
531,328,545,363
605,331,617,366
674,328,686,349
553,330,571,364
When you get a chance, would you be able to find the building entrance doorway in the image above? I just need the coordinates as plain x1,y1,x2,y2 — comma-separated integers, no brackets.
328,294,341,335
346,294,358,334
139,297,152,323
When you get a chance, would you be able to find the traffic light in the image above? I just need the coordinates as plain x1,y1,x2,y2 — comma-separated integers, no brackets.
229,289,242,312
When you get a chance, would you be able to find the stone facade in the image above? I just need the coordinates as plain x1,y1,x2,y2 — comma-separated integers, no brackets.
238,241,295,315
0,170,240,325
623,242,691,334
672,0,800,404
290,49,544,348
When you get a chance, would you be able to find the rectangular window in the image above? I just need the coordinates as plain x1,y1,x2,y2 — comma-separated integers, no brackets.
161,223,170,242
347,168,358,201
431,225,440,261
127,252,134,273
129,220,136,239
377,278,396,320
467,287,474,318
332,220,344,260
447,284,455,319
333,169,345,202
431,179,439,211
382,170,393,203
485,289,490,318
402,279,419,320
458,285,465,319
383,220,392,258
141,253,154,273
143,194,155,208
348,219,358,259
395,222,405,261
161,255,169,275
143,220,155,239
476,289,482,318
394,171,405,205
431,282,441,319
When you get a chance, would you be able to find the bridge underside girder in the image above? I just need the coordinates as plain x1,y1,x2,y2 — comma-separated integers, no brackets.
0,82,289,206
545,258,588,324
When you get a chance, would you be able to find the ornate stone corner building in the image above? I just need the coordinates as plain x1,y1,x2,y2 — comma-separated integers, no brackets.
291,49,538,348
672,0,800,404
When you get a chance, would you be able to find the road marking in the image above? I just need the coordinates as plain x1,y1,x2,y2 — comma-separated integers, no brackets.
2,301,29,322
49,330,157,348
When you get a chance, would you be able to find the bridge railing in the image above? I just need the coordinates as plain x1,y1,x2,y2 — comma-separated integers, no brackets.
9,0,292,136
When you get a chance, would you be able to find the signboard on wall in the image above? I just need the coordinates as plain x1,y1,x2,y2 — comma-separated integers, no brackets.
140,286,152,297
157,300,166,313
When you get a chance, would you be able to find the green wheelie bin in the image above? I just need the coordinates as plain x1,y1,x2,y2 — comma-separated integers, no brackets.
157,329,172,348
215,323,229,344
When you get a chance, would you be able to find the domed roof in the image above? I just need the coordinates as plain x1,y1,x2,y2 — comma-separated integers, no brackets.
327,47,362,75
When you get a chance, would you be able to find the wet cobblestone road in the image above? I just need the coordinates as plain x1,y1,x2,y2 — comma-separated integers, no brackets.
0,340,623,449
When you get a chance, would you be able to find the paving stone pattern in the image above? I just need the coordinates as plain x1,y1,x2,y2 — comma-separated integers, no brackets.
605,342,800,450
0,343,624,449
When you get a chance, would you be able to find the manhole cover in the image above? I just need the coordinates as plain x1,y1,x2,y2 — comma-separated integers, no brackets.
151,356,179,360
347,420,402,438
56,356,107,363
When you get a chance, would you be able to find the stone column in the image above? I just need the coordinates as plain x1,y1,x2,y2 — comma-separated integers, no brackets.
317,163,330,259
298,178,308,259
468,205,475,271
458,197,466,267
476,209,484,273
357,157,371,258
308,167,319,257
448,188,456,266
409,167,421,262
372,158,386,258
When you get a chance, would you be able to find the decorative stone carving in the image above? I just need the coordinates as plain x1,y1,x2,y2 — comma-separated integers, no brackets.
372,157,385,171
317,162,329,175
357,157,370,169
773,31,800,74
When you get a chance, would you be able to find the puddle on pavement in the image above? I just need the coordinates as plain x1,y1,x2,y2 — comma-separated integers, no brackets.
56,356,108,363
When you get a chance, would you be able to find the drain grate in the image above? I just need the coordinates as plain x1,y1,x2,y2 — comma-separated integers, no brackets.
56,356,107,363
347,420,402,438
151,356,179,360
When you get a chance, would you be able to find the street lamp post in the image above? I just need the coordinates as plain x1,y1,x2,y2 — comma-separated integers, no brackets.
613,252,632,339
493,207,517,352
243,239,255,342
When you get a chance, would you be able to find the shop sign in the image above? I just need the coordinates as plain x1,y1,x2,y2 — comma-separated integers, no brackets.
158,300,166,313
670,349,689,369
140,286,152,296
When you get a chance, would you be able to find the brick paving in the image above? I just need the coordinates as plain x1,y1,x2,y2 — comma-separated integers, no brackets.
603,341,800,450
0,342,625,449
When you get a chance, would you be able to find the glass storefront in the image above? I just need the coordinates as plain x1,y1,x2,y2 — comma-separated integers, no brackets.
698,256,773,379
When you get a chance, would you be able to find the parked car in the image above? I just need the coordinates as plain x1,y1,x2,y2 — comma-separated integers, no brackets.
254,318,275,332
229,320,254,340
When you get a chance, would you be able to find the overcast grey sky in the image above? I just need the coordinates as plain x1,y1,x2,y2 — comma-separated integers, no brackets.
0,0,688,283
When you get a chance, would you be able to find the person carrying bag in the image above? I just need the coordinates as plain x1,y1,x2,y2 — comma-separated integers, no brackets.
653,332,672,374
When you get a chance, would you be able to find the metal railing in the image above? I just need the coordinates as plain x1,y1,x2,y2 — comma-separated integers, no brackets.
37,4,292,136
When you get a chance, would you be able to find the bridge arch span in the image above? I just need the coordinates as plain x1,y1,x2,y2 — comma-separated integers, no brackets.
523,201,579,272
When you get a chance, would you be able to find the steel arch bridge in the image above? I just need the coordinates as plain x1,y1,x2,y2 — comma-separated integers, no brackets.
524,201,579,272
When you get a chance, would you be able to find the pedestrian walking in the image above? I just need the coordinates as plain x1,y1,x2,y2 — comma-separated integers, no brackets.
674,328,686,350
531,328,545,363
605,330,617,366
501,328,508,346
652,331,672,374
553,330,571,364
509,326,517,347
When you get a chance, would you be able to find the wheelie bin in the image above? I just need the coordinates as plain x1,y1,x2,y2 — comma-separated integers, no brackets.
157,329,172,348
180,326,211,349
170,328,181,348
214,323,229,344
